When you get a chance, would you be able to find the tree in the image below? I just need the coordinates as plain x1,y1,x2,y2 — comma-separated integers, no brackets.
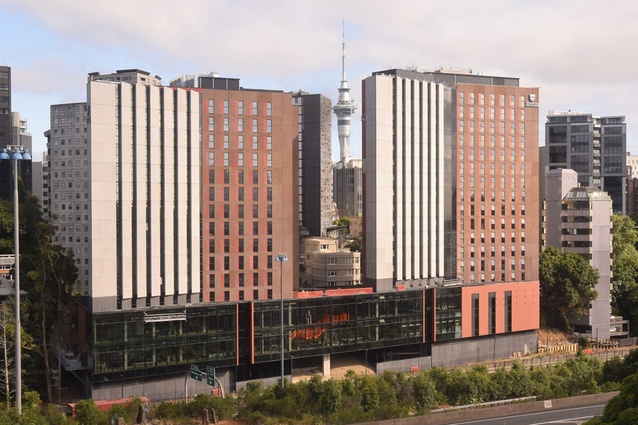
18,192,77,403
611,215,638,336
345,237,362,253
539,247,599,330
0,304,14,408
598,372,638,425
332,217,350,228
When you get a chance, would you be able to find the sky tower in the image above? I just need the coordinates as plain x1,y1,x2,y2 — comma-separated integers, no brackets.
333,29,356,163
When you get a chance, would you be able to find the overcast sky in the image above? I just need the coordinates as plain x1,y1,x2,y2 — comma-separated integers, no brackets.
2,0,638,161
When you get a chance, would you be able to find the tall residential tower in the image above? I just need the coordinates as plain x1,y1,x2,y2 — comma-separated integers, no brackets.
363,68,540,290
545,111,626,213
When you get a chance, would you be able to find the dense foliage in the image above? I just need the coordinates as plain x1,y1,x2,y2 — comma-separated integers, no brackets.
237,352,609,425
611,215,638,336
0,349,636,423
539,246,599,330
0,189,78,404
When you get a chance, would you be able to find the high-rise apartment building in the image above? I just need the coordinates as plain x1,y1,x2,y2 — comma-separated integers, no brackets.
333,159,362,218
545,111,626,213
87,71,201,312
544,169,612,339
190,76,299,303
0,66,10,149
292,92,333,236
363,69,540,290
44,102,90,292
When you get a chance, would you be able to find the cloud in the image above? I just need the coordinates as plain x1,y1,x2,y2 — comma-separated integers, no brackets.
3,0,638,156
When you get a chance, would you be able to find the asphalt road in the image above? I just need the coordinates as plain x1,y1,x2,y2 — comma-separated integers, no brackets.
448,403,605,425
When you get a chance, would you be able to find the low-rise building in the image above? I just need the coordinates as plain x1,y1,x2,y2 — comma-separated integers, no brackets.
303,237,361,288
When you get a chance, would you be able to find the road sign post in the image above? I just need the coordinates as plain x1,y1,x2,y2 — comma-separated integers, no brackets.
206,366,215,387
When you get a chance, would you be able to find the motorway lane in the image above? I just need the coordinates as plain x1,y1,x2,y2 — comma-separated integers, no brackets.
446,403,606,425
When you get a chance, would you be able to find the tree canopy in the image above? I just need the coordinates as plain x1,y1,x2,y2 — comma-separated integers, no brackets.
610,215,638,336
539,247,599,330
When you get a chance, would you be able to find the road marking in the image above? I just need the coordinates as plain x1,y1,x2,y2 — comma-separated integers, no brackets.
528,415,595,425
454,405,605,425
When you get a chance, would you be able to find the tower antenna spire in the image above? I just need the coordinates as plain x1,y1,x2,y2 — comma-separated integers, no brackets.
334,20,356,164
341,20,346,83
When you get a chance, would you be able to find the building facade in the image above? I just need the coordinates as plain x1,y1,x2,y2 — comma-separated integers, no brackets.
195,76,299,303
560,187,612,339
363,71,448,291
302,237,361,288
45,102,90,293
545,111,626,213
333,159,363,218
363,69,540,290
543,168,578,249
292,92,333,236
0,66,10,149
87,73,201,312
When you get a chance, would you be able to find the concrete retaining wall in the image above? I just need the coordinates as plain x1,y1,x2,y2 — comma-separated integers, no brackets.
377,331,537,374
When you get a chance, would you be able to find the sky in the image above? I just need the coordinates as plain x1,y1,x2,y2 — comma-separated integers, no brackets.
2,0,638,162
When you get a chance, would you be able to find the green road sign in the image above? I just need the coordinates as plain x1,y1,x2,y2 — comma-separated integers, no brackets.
190,364,202,382
206,366,215,387
190,369,202,382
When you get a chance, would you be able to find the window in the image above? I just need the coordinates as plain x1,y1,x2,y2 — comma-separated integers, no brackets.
238,100,243,115
223,117,229,132
253,222,259,235
223,100,229,114
266,102,272,116
252,101,258,115
488,293,496,334
266,119,272,133
208,117,214,131
252,119,258,132
253,153,258,167
472,294,479,336
238,152,244,166
238,135,244,149
238,119,244,132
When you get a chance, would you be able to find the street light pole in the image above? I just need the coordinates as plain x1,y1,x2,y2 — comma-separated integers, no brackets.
0,146,31,414
275,253,288,393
